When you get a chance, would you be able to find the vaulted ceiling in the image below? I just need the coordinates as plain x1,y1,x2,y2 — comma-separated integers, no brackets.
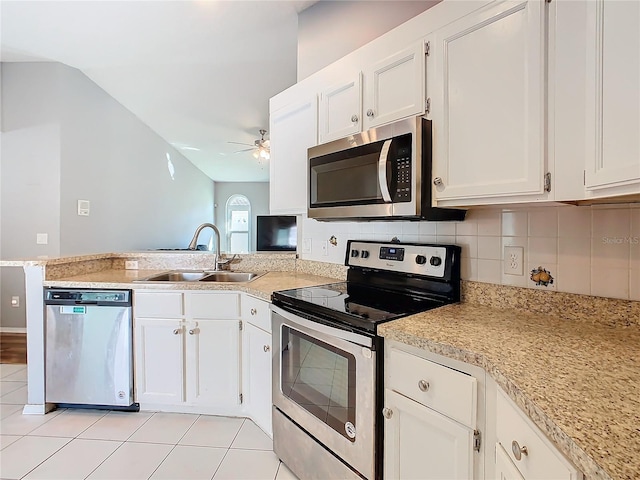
1,1,317,182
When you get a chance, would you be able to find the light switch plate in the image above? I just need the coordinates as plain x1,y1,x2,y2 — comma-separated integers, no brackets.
302,238,312,254
36,233,48,245
78,200,90,216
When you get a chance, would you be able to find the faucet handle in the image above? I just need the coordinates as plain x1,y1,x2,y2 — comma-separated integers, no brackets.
217,254,238,271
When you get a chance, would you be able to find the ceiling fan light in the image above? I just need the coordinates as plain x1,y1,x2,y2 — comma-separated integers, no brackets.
252,150,260,159
260,149,269,160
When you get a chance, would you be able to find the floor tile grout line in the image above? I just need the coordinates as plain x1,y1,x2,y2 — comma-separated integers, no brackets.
13,434,73,480
145,442,179,480
171,412,201,447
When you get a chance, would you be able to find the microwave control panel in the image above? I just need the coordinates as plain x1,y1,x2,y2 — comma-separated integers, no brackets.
391,138,412,203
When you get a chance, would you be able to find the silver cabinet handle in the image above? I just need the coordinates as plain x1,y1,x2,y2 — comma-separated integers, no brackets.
512,440,528,461
263,345,271,352
366,109,375,118
250,308,257,316
351,114,359,123
382,407,393,419
173,328,181,335
418,380,430,392
433,177,443,187
188,329,195,335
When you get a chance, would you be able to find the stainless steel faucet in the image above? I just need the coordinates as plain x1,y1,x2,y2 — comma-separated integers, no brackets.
188,223,221,266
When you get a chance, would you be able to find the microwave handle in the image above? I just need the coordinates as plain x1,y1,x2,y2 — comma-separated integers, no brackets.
378,139,393,202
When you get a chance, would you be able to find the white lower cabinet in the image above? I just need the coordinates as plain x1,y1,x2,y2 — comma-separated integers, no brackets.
134,318,184,405
384,342,482,480
384,388,473,480
133,291,241,411
242,322,272,436
495,388,582,480
185,319,240,408
495,442,525,480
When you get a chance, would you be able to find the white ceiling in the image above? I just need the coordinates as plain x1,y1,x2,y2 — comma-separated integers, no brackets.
0,0,317,182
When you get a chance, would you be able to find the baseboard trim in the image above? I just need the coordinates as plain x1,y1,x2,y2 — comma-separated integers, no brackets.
0,327,27,334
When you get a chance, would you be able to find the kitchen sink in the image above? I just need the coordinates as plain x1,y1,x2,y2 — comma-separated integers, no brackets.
198,272,260,282
134,270,263,283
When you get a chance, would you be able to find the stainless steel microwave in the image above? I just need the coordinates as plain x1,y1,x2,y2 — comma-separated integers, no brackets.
308,117,466,221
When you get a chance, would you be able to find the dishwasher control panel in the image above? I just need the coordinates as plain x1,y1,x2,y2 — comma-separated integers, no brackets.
45,288,131,305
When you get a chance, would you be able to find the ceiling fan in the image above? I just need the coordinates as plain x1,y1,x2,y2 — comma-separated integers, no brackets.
228,129,271,161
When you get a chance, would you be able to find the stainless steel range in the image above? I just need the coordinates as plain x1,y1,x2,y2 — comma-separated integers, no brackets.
271,240,461,480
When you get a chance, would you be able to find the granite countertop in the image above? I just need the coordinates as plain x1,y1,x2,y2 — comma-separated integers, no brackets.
378,302,640,480
43,269,341,301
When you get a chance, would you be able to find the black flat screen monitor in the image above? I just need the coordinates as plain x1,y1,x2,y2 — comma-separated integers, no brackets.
256,215,297,252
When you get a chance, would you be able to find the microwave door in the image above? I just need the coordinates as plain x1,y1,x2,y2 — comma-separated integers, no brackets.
378,139,393,203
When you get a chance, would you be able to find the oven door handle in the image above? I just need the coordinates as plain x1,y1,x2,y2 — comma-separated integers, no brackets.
271,305,373,349
378,139,393,203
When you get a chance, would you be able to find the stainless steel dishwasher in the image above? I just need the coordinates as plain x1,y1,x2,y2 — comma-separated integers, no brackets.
45,288,137,409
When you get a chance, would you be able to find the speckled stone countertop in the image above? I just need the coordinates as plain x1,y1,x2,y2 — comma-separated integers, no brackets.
379,301,640,480
43,269,342,301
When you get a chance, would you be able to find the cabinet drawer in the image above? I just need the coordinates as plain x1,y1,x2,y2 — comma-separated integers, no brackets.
387,348,477,428
134,291,183,318
242,294,270,332
496,390,580,480
187,292,240,319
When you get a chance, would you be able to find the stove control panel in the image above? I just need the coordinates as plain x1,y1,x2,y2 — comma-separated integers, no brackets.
347,241,450,278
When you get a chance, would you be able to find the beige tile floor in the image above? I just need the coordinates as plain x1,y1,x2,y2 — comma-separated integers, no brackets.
0,364,297,480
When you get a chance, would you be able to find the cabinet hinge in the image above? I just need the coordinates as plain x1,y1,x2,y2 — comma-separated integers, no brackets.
473,430,481,452
425,98,431,114
583,170,586,186
544,172,552,193
239,320,243,331
424,41,430,56
239,393,243,404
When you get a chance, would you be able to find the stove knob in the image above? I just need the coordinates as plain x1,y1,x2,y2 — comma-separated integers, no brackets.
430,256,442,267
351,249,359,258
361,250,370,259
415,255,427,265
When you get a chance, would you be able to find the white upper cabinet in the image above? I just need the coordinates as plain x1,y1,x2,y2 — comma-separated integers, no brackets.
584,0,640,193
269,95,318,214
362,42,425,130
316,43,425,145
318,74,362,144
429,0,547,205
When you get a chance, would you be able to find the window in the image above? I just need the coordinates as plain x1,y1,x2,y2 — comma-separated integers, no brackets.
226,194,251,253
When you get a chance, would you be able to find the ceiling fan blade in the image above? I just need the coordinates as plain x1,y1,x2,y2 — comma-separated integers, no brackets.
233,148,255,153
227,141,254,147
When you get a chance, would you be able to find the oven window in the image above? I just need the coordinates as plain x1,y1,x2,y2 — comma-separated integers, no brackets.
280,325,357,442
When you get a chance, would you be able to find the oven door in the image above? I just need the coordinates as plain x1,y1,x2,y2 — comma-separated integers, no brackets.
272,305,376,479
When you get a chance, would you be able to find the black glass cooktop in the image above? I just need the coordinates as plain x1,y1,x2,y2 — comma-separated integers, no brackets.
272,282,445,334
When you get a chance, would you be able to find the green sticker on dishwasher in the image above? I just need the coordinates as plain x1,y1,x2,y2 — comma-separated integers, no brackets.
60,306,86,314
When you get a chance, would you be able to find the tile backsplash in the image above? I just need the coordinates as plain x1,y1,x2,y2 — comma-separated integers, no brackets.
299,203,640,301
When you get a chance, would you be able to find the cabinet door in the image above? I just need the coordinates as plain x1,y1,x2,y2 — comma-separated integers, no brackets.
430,0,546,202
318,74,362,144
496,443,525,480
384,389,473,480
186,319,241,407
134,318,184,404
242,322,273,436
269,96,318,214
363,43,425,130
585,0,640,191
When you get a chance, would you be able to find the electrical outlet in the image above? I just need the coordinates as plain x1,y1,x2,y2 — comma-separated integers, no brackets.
125,260,139,270
36,233,48,245
504,246,524,276
321,240,328,256
11,296,19,307
302,238,312,254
